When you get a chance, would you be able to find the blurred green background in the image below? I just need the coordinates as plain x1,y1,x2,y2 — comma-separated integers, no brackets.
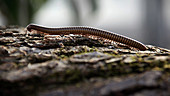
0,0,169,49
0,0,47,26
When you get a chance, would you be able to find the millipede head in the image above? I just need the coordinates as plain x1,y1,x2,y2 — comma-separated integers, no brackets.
26,24,32,32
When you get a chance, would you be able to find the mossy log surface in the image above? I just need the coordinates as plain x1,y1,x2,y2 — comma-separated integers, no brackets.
0,26,169,96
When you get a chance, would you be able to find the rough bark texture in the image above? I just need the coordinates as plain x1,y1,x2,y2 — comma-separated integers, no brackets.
0,26,169,96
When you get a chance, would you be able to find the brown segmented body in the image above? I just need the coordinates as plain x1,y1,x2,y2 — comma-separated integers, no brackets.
26,24,147,51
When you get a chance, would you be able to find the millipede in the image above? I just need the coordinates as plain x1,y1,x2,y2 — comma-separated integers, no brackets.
26,24,147,51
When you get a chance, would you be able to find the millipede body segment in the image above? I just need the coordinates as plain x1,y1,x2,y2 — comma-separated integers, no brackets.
26,24,147,51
